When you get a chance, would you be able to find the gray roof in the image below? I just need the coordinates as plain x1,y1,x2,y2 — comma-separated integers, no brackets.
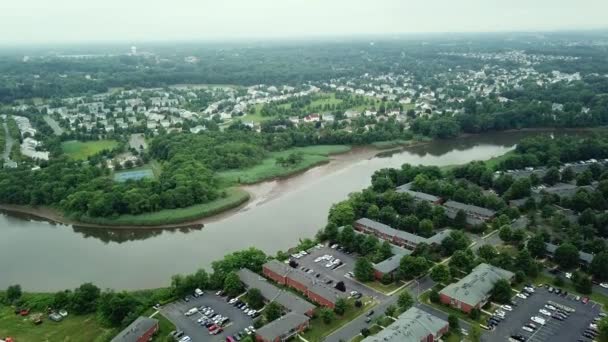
426,229,453,245
361,307,448,342
373,254,404,274
256,312,310,341
355,218,451,246
443,201,496,218
545,243,593,264
236,269,315,314
262,261,346,305
439,263,514,307
396,188,440,203
535,183,596,198
111,316,158,342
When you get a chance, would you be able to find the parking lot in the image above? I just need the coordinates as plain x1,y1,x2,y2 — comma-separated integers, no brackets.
160,292,254,342
487,286,602,342
294,244,385,300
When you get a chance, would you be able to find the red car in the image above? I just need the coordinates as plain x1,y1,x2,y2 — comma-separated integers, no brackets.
20,309,30,316
211,327,223,335
582,297,590,304
208,324,220,332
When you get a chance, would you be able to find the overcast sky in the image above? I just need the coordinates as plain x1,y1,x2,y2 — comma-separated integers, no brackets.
3,0,607,44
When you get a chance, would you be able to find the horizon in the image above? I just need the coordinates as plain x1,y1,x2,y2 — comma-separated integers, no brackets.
3,0,608,45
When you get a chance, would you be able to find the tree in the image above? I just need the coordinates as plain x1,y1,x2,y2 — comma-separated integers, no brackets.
591,252,608,282
598,316,608,342
324,223,339,242
71,283,101,314
360,328,371,337
498,226,512,242
573,273,593,294
385,305,396,317
329,202,355,226
448,314,459,330
430,264,451,284
223,272,244,297
397,291,414,310
53,290,71,309
399,256,431,279
98,291,140,326
469,308,481,320
527,234,546,258
429,290,440,303
354,258,374,282
543,167,561,185
320,307,335,324
454,210,467,229
265,302,282,322
374,241,393,263
334,298,348,315
477,245,498,261
469,325,482,342
5,285,22,304
246,288,265,310
338,226,356,251
554,243,580,270
491,279,512,304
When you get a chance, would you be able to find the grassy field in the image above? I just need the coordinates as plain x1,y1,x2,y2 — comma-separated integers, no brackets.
79,187,250,226
61,140,119,160
363,280,404,295
218,145,351,184
302,298,376,342
0,306,117,342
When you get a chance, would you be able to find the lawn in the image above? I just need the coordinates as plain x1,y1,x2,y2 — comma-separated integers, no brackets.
61,140,120,160
0,306,117,342
141,308,175,342
79,187,250,226
363,280,404,295
218,145,351,184
302,298,376,342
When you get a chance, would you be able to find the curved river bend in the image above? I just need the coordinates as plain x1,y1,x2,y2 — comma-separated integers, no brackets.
0,131,563,291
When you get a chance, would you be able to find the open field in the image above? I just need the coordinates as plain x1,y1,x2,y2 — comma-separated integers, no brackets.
362,280,404,295
61,140,119,160
78,187,249,226
0,306,117,342
114,167,155,182
218,145,351,184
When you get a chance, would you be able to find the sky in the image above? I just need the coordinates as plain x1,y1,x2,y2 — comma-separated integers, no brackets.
2,0,608,44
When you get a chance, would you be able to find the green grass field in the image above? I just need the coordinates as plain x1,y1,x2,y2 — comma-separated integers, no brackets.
79,187,250,226
0,306,117,342
362,280,404,295
218,145,351,184
61,140,120,160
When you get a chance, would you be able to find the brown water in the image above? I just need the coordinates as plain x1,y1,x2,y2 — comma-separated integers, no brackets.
0,130,561,291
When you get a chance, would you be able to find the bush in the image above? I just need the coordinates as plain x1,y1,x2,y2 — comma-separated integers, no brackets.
469,308,481,320
429,290,440,303
380,274,393,285
554,276,565,287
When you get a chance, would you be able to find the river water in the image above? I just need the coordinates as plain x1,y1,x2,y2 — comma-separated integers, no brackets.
0,131,561,291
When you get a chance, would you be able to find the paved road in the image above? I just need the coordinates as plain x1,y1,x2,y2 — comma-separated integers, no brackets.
324,276,437,342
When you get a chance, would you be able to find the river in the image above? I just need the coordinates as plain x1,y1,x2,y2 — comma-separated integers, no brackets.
0,131,565,291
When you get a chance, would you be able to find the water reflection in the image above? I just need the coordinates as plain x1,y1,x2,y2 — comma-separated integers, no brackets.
71,225,203,244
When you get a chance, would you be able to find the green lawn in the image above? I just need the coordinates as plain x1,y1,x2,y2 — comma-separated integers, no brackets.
79,187,250,226
61,140,120,160
0,306,117,342
363,280,404,295
218,145,351,184
302,298,376,342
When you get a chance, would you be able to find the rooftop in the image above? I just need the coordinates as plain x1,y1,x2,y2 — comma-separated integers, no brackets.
443,201,496,218
256,312,310,342
439,263,514,307
361,307,448,342
111,316,158,342
355,218,452,246
236,268,316,314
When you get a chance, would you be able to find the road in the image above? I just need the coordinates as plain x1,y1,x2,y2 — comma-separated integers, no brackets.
2,121,15,167
324,275,438,342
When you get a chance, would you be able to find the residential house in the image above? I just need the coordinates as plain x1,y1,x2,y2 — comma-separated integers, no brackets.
111,317,158,342
361,307,448,342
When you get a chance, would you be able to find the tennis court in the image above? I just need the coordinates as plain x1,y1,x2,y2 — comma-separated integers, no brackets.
114,169,154,182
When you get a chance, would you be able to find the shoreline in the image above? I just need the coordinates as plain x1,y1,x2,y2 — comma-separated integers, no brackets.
0,126,598,229
0,146,378,230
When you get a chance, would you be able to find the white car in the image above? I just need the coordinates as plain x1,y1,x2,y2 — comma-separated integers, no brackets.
522,326,534,333
249,326,256,333
325,263,333,268
524,287,535,293
179,336,192,342
301,251,308,255
501,305,512,311
539,309,551,316
516,293,527,299
184,308,198,316
314,257,323,263
229,298,238,304
544,304,556,310
565,272,572,279
495,310,506,317
531,316,546,325
601,283,608,289
245,327,252,335
590,323,598,330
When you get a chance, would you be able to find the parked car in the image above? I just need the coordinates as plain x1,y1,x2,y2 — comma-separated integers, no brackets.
501,305,513,311
522,326,534,333
539,309,551,316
